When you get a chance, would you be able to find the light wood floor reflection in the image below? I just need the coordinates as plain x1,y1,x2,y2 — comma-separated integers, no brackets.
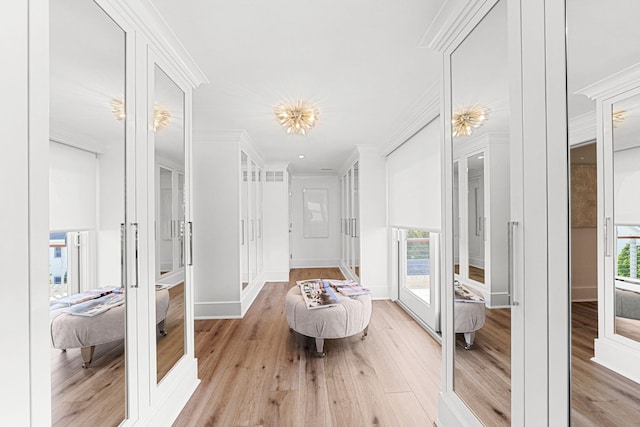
451,301,640,426
173,268,442,426
454,307,511,426
157,282,185,382
572,302,640,425
51,287,184,427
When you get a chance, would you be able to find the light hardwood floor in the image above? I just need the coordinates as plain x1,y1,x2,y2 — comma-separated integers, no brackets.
571,302,640,426
454,307,511,426
51,286,185,427
173,267,442,426
450,301,640,426
157,282,186,382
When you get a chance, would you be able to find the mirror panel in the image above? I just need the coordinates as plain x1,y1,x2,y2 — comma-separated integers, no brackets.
467,152,485,284
612,94,640,343
49,0,127,425
568,1,640,423
451,0,511,425
241,151,249,290
154,64,186,383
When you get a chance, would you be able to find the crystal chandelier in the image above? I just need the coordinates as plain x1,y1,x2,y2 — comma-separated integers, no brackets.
452,105,489,137
273,99,319,135
111,98,171,132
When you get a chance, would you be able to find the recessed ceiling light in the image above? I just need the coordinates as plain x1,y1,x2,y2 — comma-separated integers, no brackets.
298,154,305,159
477,155,484,159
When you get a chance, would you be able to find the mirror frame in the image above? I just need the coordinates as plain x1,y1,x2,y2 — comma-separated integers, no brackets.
146,45,196,401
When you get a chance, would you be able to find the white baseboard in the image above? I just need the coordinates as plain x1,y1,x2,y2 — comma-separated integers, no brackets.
571,286,597,302
438,391,484,427
241,277,266,316
594,337,640,385
156,268,185,286
262,271,290,282
290,259,339,268
140,357,200,427
194,300,242,319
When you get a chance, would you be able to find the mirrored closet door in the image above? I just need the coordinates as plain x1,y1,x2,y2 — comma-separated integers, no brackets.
49,0,131,425
445,0,517,424
152,63,187,384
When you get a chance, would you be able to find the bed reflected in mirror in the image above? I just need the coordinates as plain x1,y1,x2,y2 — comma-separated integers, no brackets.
49,0,127,425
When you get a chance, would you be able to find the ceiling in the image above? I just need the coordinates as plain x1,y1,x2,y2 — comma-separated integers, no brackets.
149,0,445,175
49,1,640,173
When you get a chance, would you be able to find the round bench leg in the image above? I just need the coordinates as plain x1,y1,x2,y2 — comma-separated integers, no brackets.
81,345,95,368
315,337,325,358
362,325,369,339
463,332,475,350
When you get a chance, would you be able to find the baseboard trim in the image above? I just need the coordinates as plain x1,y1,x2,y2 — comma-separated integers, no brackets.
262,271,290,282
241,278,266,316
571,287,597,302
290,259,339,269
194,300,242,319
438,390,484,427
140,357,200,427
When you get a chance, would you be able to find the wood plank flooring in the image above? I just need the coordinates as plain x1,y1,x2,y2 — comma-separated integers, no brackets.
51,287,185,427
454,307,511,426
450,301,640,426
571,302,640,426
173,267,442,426
157,282,186,382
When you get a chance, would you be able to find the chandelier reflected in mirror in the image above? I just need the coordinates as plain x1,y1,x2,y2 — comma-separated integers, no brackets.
273,99,319,135
111,98,171,132
452,105,489,137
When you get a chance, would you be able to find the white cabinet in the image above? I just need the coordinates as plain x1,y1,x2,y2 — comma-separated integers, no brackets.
193,130,266,318
453,133,510,307
339,147,387,296
44,1,206,426
156,165,185,285
340,162,360,279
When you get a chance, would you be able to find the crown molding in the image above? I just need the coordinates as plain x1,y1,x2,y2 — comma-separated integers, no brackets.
576,63,640,101
380,83,440,157
418,0,489,53
49,127,105,155
107,0,208,89
452,132,508,159
568,111,596,146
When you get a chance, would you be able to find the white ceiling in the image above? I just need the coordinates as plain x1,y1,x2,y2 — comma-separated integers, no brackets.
149,0,445,175
50,1,640,171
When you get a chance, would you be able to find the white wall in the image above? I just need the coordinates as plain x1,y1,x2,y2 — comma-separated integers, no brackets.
289,175,341,268
49,141,97,231
614,146,640,224
97,143,125,287
192,137,241,317
357,146,389,297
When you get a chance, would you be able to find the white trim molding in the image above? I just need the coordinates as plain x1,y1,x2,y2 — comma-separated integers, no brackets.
577,62,640,101
569,111,597,146
419,0,489,53
380,83,441,157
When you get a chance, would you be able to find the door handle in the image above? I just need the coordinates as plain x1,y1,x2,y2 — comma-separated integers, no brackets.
188,221,194,266
508,221,519,306
132,222,139,288
120,223,126,288
604,217,611,257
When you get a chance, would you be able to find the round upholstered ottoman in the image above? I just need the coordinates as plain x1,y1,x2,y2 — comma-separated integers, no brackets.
454,301,485,350
285,285,372,357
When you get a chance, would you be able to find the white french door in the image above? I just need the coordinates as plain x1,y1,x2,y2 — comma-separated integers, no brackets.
396,228,440,332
